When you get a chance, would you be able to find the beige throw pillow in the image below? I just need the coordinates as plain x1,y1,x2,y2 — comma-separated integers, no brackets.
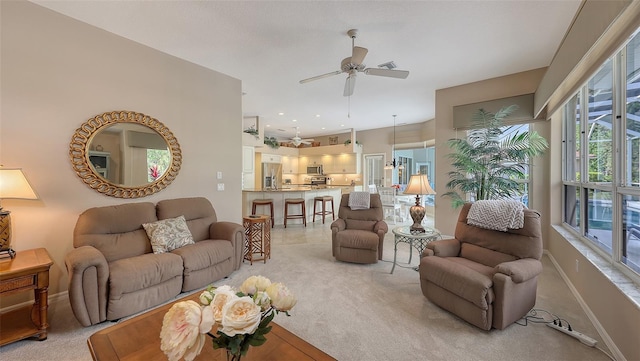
143,215,194,254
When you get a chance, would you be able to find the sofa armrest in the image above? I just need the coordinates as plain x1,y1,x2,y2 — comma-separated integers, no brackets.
424,238,460,258
495,258,543,283
64,246,109,327
373,220,388,234
210,221,244,270
330,219,346,233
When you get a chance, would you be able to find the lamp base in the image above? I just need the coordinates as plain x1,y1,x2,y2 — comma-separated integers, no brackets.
0,246,16,259
409,204,426,233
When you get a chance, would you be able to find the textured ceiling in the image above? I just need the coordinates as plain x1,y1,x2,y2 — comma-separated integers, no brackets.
32,0,581,139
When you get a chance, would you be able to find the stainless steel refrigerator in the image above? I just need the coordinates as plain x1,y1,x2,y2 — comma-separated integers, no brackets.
262,162,282,190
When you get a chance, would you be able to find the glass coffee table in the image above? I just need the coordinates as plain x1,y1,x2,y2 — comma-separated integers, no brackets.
391,226,441,274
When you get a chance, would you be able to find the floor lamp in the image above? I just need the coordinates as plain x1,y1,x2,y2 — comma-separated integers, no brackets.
402,173,435,233
0,168,39,258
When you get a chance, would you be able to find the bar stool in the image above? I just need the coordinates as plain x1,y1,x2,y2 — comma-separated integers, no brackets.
251,199,274,227
284,198,306,228
313,195,335,224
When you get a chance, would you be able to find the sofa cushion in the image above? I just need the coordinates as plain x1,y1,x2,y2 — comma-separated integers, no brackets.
108,252,183,299
421,256,495,309
171,239,234,290
157,197,217,242
74,202,157,262
143,215,194,254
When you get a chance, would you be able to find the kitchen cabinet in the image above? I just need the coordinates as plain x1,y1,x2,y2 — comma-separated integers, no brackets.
328,153,361,174
262,153,282,164
282,155,298,174
298,155,322,173
242,146,255,173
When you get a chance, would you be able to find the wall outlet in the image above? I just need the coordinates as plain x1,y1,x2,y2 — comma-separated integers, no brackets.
217,183,224,191
546,322,597,347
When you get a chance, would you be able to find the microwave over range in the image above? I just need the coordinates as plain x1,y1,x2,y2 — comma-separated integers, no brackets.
306,165,323,175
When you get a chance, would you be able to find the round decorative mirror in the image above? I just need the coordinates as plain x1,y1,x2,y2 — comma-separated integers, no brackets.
69,110,182,198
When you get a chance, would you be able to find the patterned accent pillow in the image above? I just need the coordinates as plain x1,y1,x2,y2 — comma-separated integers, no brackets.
142,215,194,254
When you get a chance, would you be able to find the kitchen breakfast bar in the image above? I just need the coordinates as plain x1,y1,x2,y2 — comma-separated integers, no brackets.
242,187,343,227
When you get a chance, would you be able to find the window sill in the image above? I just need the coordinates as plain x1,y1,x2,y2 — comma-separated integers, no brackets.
553,225,640,309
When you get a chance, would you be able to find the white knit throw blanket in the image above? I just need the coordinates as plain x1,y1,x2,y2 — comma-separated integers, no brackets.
467,200,525,231
349,192,371,210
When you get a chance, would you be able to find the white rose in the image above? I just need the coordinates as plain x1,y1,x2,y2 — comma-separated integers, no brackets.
209,287,238,323
254,290,272,311
199,289,214,305
220,296,262,337
265,283,297,312
240,275,271,295
160,300,215,361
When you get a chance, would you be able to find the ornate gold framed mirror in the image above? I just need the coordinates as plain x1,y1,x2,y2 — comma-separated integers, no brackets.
69,110,182,198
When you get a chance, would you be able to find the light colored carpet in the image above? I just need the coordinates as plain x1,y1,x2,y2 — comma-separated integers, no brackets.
0,220,614,361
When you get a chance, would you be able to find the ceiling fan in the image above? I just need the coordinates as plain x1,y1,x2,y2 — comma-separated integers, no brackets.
286,127,314,147
299,29,409,96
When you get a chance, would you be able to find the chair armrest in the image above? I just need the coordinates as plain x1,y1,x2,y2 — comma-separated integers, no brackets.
373,220,388,234
210,221,244,270
495,258,543,283
64,246,109,327
330,219,346,233
424,238,460,258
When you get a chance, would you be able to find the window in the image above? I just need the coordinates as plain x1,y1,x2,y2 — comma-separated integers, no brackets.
561,28,640,280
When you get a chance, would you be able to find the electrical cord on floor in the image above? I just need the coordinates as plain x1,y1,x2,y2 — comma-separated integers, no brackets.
516,308,616,360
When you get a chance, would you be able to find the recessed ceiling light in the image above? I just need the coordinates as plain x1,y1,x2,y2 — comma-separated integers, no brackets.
292,119,297,122
321,127,325,130
340,124,345,127
266,124,271,127
278,112,284,116
316,114,320,117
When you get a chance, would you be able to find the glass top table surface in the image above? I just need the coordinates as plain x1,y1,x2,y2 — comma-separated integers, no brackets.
392,226,440,238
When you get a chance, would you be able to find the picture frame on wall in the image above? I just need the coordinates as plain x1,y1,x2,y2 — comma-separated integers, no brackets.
329,136,339,145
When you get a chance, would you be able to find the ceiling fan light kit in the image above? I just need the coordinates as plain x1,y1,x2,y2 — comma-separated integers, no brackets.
299,29,410,96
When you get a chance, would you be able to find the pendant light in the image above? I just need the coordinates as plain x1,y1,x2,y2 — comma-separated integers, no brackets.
385,115,404,170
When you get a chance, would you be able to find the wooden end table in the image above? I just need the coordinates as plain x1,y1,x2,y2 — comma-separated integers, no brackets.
0,248,53,346
243,215,271,264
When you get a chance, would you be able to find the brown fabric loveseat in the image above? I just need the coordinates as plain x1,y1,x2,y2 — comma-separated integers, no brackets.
331,193,388,264
419,203,543,330
65,197,243,327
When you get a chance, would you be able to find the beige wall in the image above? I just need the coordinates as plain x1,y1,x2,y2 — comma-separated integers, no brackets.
434,68,547,236
0,2,243,305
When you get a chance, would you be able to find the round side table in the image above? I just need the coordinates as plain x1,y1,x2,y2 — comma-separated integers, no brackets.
390,226,440,274
242,215,271,265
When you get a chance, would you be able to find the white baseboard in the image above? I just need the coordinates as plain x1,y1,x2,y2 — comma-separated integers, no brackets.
544,250,624,361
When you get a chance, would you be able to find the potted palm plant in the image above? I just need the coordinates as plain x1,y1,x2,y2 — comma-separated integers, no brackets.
442,105,548,208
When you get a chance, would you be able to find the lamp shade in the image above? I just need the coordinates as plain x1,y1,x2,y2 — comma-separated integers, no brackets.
403,174,435,195
0,168,38,200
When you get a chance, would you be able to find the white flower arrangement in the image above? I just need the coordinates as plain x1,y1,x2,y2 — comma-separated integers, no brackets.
160,275,296,361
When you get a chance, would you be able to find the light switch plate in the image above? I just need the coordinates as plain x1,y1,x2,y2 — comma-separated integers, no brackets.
217,183,224,191
217,171,223,179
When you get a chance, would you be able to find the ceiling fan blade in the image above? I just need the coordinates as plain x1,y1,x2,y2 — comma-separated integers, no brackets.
343,74,356,97
299,70,342,84
351,46,368,65
364,68,409,79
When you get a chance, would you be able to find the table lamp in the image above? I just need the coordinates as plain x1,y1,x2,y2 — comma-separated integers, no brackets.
0,168,39,258
402,173,435,233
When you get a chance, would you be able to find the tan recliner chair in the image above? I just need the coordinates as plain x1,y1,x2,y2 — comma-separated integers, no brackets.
419,203,543,330
331,193,388,264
